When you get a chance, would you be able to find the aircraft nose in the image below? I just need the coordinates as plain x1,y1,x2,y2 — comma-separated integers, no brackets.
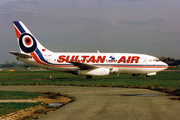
163,62,169,69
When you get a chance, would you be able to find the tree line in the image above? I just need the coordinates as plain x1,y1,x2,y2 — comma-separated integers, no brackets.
0,61,37,68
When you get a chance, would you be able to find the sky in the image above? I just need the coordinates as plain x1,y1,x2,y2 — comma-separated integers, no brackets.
0,0,180,64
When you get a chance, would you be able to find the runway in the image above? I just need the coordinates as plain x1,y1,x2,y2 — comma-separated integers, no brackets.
0,86,180,120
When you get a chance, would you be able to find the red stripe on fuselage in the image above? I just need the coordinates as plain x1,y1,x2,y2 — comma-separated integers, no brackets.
111,65,168,68
30,52,73,67
31,52,49,66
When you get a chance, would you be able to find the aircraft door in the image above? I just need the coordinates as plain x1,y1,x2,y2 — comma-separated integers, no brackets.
44,55,50,62
143,57,148,65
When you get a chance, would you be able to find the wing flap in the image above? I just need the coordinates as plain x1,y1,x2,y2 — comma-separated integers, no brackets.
70,62,99,70
9,51,32,58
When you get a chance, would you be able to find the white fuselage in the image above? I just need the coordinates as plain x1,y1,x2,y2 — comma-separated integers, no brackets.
18,52,168,75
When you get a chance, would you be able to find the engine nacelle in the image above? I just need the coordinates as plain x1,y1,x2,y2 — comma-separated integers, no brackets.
74,68,110,76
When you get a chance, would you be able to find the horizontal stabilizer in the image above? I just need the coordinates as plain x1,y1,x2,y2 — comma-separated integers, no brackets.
9,51,32,58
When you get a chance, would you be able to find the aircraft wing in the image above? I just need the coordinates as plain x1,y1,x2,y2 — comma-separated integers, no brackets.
70,62,99,70
9,51,32,58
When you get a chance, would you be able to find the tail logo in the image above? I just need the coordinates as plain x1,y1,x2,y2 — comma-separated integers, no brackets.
19,33,37,53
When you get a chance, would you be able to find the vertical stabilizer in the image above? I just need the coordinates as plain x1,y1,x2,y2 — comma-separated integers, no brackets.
13,21,52,54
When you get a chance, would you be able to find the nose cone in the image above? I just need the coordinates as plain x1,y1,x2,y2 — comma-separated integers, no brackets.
162,62,169,69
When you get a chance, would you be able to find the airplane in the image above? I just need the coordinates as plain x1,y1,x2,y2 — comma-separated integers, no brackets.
10,21,168,78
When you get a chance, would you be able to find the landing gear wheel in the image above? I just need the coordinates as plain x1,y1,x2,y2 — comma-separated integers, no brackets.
132,74,140,77
146,75,150,78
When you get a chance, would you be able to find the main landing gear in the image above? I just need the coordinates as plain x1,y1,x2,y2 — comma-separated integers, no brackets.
132,74,140,77
146,74,151,78
132,74,151,78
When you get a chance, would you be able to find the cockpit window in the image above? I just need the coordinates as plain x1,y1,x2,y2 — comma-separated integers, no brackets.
154,58,160,62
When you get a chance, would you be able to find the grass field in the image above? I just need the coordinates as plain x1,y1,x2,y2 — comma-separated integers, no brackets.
0,102,40,116
0,91,42,116
0,67,180,116
0,91,42,100
0,67,180,96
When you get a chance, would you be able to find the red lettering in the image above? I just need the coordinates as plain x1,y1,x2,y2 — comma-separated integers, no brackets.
75,56,80,62
131,56,140,63
127,56,131,63
66,55,70,62
117,56,126,63
87,56,95,63
57,55,66,63
70,56,75,62
96,56,106,63
81,56,89,63
57,55,140,64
